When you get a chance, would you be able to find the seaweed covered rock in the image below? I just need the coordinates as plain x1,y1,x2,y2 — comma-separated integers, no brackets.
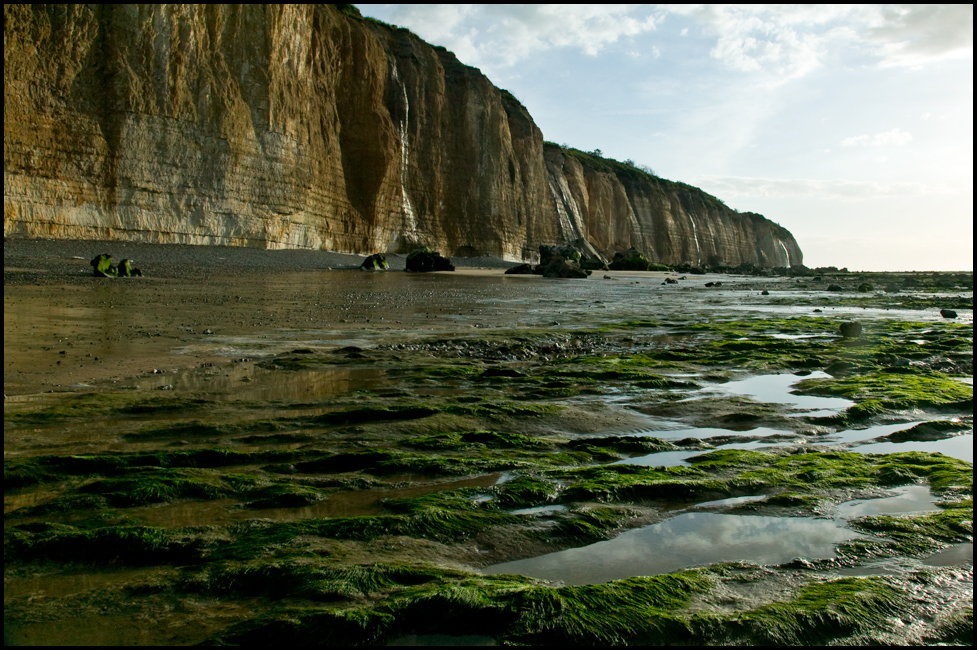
90,254,141,277
360,254,389,271
90,253,117,277
839,321,862,338
118,259,142,277
609,248,651,271
406,247,454,272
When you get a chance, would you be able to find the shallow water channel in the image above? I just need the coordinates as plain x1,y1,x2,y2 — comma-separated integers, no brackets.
485,486,943,585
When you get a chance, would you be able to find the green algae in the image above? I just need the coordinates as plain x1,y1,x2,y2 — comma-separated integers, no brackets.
851,498,973,555
4,392,211,424
4,311,971,645
726,577,904,645
495,476,560,508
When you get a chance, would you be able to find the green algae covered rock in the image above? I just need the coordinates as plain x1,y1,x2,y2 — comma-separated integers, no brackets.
360,253,389,271
90,254,141,277
90,253,117,277
609,248,652,271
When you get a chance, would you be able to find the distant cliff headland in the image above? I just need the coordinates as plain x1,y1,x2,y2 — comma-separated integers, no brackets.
4,4,802,267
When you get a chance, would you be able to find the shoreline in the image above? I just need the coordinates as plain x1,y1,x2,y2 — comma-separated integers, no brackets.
3,238,519,284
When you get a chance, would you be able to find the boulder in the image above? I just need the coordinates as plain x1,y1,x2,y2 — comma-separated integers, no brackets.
406,247,454,272
609,248,651,271
504,263,535,275
90,253,117,277
540,256,589,279
839,321,862,338
360,253,389,271
117,259,142,277
940,309,958,319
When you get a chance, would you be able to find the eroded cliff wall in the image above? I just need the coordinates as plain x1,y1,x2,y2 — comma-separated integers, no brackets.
4,4,801,266
543,146,803,267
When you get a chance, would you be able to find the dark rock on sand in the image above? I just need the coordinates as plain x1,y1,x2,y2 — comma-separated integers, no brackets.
360,253,389,271
406,247,454,272
609,247,651,271
940,309,958,319
504,263,535,275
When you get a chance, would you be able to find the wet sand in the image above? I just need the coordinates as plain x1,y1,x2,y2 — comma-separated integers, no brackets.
4,238,687,395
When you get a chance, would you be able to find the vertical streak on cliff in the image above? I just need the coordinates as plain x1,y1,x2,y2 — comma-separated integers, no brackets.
687,210,702,265
779,240,791,267
391,63,417,249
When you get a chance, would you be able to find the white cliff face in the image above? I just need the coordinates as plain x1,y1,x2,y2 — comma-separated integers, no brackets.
4,4,802,267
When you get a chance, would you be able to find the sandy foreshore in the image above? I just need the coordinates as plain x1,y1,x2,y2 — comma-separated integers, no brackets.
3,238,518,285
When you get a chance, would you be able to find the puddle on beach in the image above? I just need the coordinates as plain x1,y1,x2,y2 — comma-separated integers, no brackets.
716,371,853,416
483,486,944,586
831,484,941,518
854,434,974,463
484,512,865,586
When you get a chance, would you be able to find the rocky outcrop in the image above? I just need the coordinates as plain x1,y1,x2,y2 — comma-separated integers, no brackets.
4,4,802,267
542,147,803,268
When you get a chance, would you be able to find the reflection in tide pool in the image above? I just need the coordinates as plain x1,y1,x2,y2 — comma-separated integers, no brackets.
718,371,853,416
833,485,939,518
855,434,973,463
483,512,863,586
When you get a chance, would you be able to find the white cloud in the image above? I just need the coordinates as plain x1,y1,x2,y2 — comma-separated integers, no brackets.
865,5,974,67
665,4,973,83
841,128,913,147
697,175,961,200
379,4,661,71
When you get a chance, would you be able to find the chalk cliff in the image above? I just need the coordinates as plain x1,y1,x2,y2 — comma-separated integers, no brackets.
4,4,802,267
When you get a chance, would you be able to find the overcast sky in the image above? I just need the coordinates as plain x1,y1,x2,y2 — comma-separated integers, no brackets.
358,5,973,271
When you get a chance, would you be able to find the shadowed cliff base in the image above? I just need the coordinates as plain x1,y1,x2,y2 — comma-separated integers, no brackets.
5,4,801,267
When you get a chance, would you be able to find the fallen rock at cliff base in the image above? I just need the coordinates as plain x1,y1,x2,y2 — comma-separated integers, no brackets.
609,248,652,271
406,248,454,272
360,254,389,271
504,264,535,275
90,254,141,277
539,256,589,279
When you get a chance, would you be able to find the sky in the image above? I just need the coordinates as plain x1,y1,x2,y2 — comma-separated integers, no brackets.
357,4,973,271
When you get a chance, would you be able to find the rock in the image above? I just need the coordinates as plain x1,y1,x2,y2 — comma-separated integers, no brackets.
825,360,852,376
406,247,454,272
539,256,589,279
90,253,117,277
857,283,873,292
504,263,535,275
761,289,769,295
360,253,389,271
827,284,844,292
608,248,651,271
664,277,679,284
118,259,142,277
940,309,958,319
813,309,823,313
839,321,862,338
538,241,607,271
